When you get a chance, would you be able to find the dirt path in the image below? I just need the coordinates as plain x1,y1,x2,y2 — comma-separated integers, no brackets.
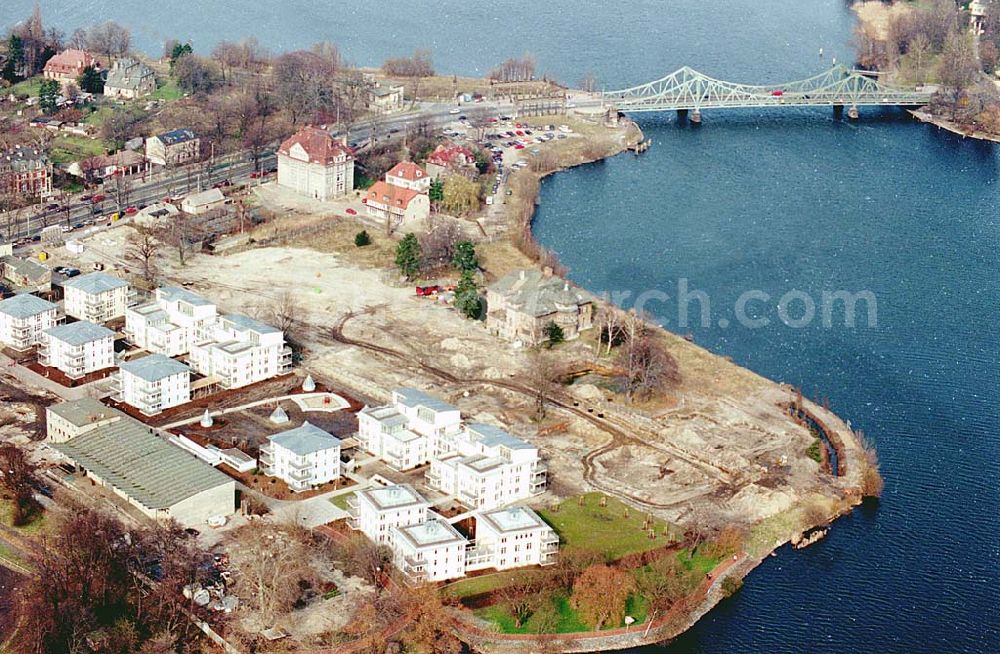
327,312,707,512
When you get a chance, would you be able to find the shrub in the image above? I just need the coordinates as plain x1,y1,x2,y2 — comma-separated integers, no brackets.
354,230,371,247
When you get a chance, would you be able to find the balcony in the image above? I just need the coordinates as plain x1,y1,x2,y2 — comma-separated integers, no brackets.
288,467,315,482
257,449,273,466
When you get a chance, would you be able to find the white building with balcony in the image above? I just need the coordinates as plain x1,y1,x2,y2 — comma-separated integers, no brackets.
124,287,217,356
0,294,57,351
188,314,291,390
347,483,431,544
62,272,129,323
427,422,547,510
114,354,191,416
391,517,468,583
39,321,115,379
259,422,341,492
466,506,559,572
356,388,462,470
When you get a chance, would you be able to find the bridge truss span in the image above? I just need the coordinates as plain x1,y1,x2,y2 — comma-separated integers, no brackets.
601,65,933,113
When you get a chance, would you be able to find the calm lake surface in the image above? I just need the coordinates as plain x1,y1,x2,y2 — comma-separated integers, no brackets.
6,1,999,651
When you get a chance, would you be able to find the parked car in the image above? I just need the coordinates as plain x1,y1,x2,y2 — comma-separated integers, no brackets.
45,203,59,211
91,194,105,203
415,285,440,296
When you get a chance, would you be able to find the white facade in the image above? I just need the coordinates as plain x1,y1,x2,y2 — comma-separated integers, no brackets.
62,272,129,323
385,162,432,192
125,287,217,356
356,388,462,470
0,294,57,351
259,422,341,492
466,506,559,572
39,321,115,379
427,422,547,510
113,354,191,416
391,518,468,583
348,483,431,544
277,127,355,201
188,314,289,390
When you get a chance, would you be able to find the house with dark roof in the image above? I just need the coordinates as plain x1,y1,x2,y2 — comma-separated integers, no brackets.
145,128,200,166
486,268,595,346
51,416,236,526
104,58,156,99
0,146,52,198
259,422,342,491
277,126,354,200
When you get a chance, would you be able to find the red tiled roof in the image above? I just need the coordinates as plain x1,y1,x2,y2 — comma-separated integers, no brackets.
44,50,100,76
426,144,475,167
367,181,420,209
386,161,426,181
279,127,353,165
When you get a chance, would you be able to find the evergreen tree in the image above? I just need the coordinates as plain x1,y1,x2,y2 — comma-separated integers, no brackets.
77,65,104,94
395,233,421,280
38,78,60,113
169,42,193,70
474,149,491,174
544,321,565,346
354,230,371,247
451,240,478,273
2,35,23,83
428,178,444,205
454,270,483,319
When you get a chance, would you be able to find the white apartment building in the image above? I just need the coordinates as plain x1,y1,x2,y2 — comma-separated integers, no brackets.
428,422,547,510
259,422,341,492
113,354,191,416
189,314,290,390
466,506,559,572
62,272,129,323
356,388,462,470
0,293,57,351
391,517,468,583
125,287,217,356
347,483,431,544
39,321,115,379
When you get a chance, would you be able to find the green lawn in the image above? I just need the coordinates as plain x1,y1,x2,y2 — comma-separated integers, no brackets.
83,105,116,127
0,500,47,537
443,569,541,600
149,79,184,102
8,76,43,98
678,547,720,577
474,591,592,634
48,133,108,166
328,491,355,511
538,492,678,561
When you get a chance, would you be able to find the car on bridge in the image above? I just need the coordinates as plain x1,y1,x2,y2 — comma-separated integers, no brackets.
771,89,784,96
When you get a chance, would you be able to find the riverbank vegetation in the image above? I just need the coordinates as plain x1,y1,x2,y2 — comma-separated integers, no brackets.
853,0,1000,135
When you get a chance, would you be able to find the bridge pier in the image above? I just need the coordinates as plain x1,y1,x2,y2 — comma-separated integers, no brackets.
690,109,702,125
833,104,844,119
677,108,688,120
847,105,859,120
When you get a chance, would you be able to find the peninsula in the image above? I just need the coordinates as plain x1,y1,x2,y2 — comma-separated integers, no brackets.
0,8,884,653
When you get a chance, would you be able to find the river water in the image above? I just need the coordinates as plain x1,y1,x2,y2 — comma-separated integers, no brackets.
6,1,998,651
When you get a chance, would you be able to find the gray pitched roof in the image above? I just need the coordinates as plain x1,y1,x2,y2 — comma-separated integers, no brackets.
157,286,213,307
52,418,232,509
0,293,56,319
466,422,534,450
269,422,341,456
489,269,593,317
47,397,125,428
105,57,154,91
118,354,190,382
62,271,128,295
44,320,115,346
2,256,50,282
394,388,458,413
220,314,280,335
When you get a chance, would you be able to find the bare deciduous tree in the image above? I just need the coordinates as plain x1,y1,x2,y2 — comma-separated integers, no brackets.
125,226,161,285
86,20,131,62
615,311,679,402
232,523,319,623
0,443,39,525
